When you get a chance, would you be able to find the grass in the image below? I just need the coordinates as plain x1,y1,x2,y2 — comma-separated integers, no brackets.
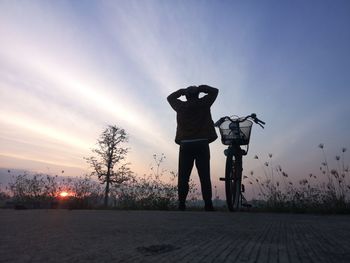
1,146,349,214
243,144,350,213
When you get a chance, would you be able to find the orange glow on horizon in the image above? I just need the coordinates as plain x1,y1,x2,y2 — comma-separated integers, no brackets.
59,191,70,198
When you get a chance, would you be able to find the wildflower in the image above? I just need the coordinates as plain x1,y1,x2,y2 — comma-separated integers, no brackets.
256,179,259,182
282,172,288,177
249,181,253,184
342,148,347,153
318,143,324,149
335,156,340,161
268,153,273,158
264,162,269,167
309,173,313,178
276,182,279,187
250,171,254,176
254,155,259,159
289,182,293,185
331,170,339,178
321,162,327,166
299,179,308,185
322,171,326,175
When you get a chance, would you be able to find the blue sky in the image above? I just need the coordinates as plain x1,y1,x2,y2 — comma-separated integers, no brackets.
1,0,349,197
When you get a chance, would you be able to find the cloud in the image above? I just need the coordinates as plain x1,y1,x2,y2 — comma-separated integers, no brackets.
0,0,250,177
0,2,176,160
0,152,84,170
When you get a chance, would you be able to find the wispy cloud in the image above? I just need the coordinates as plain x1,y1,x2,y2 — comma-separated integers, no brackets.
0,1,177,171
1,0,349,185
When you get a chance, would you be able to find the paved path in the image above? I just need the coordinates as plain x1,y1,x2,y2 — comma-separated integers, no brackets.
0,210,349,263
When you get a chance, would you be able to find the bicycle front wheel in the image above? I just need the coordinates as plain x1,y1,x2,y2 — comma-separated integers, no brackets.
225,152,242,211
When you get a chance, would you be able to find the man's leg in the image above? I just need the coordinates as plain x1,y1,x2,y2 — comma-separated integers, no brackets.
178,143,194,210
195,142,214,210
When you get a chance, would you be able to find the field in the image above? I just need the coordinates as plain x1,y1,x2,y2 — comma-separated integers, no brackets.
1,210,349,263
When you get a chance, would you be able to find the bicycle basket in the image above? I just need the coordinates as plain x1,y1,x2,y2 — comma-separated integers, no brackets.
218,118,253,145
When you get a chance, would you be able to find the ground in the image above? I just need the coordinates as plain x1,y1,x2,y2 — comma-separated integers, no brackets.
0,210,349,263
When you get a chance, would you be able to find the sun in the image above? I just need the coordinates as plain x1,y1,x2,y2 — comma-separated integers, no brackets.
59,191,69,197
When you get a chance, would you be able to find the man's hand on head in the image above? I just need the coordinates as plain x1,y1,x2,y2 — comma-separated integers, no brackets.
198,84,214,89
198,85,218,94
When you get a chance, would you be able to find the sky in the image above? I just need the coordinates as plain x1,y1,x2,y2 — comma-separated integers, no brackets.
1,0,350,198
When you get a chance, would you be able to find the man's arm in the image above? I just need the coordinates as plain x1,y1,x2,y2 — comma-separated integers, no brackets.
167,88,187,111
198,85,219,105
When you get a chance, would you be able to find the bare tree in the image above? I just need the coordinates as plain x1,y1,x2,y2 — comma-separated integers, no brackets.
85,125,132,207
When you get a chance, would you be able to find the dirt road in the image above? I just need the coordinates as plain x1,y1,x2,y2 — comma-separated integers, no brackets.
0,210,349,262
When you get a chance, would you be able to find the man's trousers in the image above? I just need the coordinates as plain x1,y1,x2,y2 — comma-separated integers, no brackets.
178,140,212,205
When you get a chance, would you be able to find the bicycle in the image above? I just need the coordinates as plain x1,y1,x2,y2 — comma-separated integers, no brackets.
215,113,265,211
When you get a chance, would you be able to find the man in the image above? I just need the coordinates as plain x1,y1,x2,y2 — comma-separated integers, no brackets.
167,85,219,211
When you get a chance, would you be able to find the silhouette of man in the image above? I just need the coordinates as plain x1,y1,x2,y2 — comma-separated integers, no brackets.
167,85,218,211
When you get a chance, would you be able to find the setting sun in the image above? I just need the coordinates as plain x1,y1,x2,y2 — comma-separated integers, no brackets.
59,191,70,198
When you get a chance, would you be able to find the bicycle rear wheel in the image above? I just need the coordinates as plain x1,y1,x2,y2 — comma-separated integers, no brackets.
225,152,242,211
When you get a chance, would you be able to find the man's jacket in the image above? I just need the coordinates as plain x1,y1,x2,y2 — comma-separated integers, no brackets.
168,88,218,144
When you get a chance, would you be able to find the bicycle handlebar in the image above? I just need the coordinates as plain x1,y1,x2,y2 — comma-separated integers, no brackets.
250,113,265,128
215,113,266,129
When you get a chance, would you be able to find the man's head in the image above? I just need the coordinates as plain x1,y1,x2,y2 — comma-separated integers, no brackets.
185,86,200,101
